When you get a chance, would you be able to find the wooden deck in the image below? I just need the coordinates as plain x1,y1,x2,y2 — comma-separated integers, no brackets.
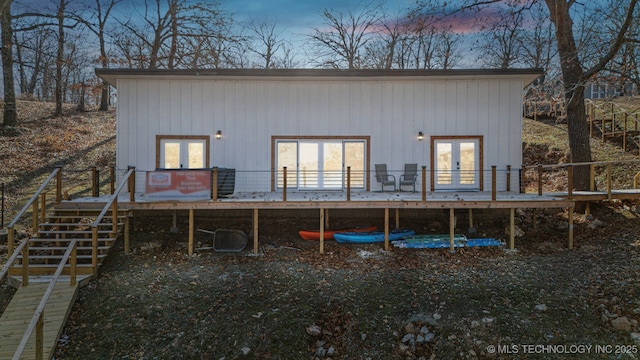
0,282,79,359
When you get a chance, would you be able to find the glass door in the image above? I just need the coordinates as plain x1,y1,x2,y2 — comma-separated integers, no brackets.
434,138,480,190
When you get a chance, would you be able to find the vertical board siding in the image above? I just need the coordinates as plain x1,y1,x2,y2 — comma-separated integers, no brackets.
118,77,525,192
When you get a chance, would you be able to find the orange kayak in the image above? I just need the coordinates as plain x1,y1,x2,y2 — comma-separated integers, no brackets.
298,225,378,241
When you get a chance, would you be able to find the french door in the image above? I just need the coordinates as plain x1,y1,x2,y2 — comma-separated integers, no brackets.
275,139,366,190
158,137,208,169
433,138,480,191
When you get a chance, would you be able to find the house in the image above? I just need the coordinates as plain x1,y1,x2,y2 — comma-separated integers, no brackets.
95,68,542,197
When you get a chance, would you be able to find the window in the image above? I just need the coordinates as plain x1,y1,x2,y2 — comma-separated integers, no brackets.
273,137,369,190
156,135,210,169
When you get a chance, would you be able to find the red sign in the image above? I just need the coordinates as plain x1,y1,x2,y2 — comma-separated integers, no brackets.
144,170,212,201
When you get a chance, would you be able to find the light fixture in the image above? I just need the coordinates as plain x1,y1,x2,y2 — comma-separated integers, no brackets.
418,131,424,141
216,130,222,140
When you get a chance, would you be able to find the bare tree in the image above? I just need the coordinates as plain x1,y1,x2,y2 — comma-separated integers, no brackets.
413,0,639,190
476,2,524,68
115,0,238,69
71,0,120,110
246,19,285,69
1,0,17,126
518,1,557,85
307,1,383,69
435,27,462,69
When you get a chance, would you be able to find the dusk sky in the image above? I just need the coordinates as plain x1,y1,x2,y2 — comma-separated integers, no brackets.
220,0,417,44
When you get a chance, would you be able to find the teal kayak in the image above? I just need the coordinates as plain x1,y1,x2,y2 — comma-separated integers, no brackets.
333,229,415,244
394,236,504,249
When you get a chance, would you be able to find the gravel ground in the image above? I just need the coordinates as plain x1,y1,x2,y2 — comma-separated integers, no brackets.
45,202,640,360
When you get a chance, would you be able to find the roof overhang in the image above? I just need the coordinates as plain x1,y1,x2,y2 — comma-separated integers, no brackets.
95,68,543,89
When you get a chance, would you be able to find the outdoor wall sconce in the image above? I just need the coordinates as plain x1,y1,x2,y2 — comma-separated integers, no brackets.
418,131,424,141
216,130,222,140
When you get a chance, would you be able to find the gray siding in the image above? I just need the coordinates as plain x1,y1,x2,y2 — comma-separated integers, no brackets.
116,78,524,193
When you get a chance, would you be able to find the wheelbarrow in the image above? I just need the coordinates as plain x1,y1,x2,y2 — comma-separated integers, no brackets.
196,228,248,252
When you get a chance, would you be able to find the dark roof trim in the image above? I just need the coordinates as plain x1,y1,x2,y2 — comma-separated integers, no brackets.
96,68,543,88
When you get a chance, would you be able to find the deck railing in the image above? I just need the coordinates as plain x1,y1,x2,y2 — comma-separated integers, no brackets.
90,167,135,260
522,160,640,199
125,165,519,202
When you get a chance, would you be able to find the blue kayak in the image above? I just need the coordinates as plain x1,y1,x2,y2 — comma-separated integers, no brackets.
333,229,416,244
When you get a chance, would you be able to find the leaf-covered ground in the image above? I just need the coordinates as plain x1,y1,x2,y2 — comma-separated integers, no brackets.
1,100,640,359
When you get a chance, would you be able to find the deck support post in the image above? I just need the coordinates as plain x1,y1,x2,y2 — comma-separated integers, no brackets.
56,166,62,204
532,209,537,232
188,208,194,256
491,166,497,201
606,164,612,201
91,165,99,197
110,164,115,194
40,193,46,233
22,239,29,286
325,209,330,229
449,208,455,253
128,167,136,203
212,167,218,201
567,166,573,200
395,208,399,229
124,211,130,254
421,166,427,201
32,196,39,236
346,166,351,201
111,199,118,236
282,167,287,202
384,208,389,251
7,226,13,257
509,208,515,250
36,312,43,360
568,206,574,250
253,209,259,254
320,208,325,254
92,227,98,275
537,165,543,196
70,241,77,286
468,209,474,232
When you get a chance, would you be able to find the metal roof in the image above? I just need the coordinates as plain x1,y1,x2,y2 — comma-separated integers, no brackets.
95,68,543,88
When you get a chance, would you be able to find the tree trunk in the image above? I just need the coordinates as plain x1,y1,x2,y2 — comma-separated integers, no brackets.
55,0,65,116
99,81,109,110
1,0,17,127
546,0,592,190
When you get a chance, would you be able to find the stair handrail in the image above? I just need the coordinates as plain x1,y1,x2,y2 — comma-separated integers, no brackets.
5,167,60,230
5,167,61,256
12,238,77,360
0,239,28,283
90,167,134,229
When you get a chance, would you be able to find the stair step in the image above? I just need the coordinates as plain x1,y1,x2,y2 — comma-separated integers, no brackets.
27,243,114,249
28,238,117,243
15,254,107,260
38,229,116,235
40,222,123,227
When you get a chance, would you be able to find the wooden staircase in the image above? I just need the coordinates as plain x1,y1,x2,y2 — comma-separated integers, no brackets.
6,208,127,284
586,99,640,152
